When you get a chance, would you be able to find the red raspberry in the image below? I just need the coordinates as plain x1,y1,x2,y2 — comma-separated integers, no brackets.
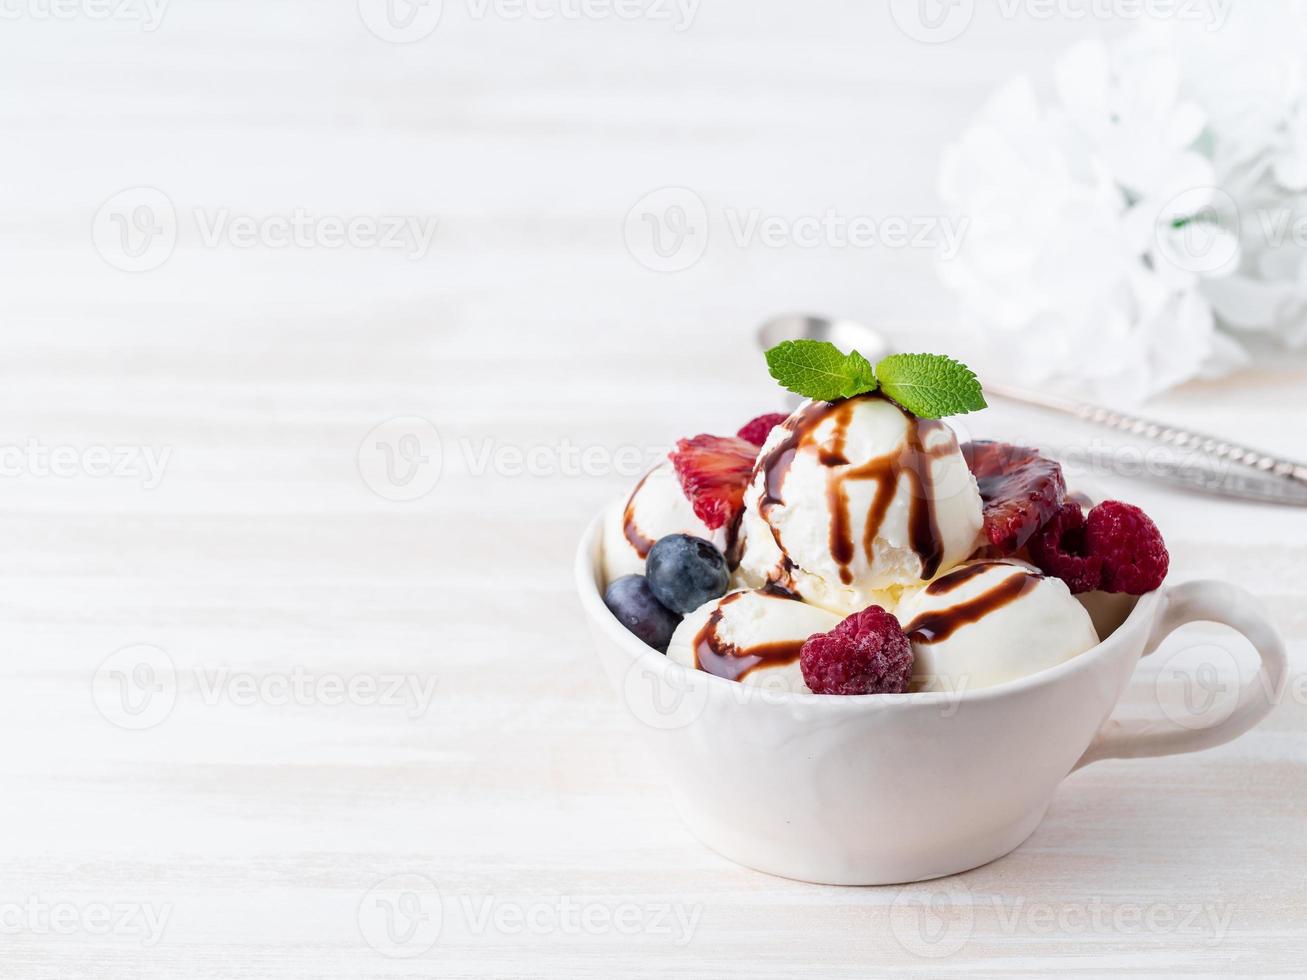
1029,500,1169,595
736,412,789,447
1086,500,1169,594
1028,502,1102,594
800,606,914,695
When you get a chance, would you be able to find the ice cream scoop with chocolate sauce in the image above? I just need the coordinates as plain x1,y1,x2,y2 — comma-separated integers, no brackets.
898,558,1099,692
736,393,985,616
667,589,843,693
602,462,727,580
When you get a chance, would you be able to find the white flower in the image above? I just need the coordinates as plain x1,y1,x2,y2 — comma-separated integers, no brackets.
1159,7,1307,344
939,38,1241,403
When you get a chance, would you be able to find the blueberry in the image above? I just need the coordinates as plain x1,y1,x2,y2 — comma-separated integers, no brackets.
603,575,681,653
645,534,729,614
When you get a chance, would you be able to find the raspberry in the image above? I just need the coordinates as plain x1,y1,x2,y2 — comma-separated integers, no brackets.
800,605,914,695
669,434,758,531
1086,500,1169,594
1029,500,1169,595
1027,502,1102,594
963,441,1066,554
736,413,789,447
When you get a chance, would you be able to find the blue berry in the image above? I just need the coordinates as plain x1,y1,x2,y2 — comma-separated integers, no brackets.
645,534,729,614
603,575,681,652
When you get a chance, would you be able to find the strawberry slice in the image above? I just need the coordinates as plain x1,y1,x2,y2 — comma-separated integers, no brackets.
962,441,1066,555
669,435,758,531
736,412,789,447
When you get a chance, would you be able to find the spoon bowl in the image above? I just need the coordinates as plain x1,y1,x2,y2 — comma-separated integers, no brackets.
757,313,895,364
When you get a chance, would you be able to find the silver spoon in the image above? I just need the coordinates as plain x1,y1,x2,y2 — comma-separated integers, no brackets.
758,313,1307,507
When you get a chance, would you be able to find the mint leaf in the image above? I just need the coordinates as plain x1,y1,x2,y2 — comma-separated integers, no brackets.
844,349,876,393
765,340,879,401
874,353,987,419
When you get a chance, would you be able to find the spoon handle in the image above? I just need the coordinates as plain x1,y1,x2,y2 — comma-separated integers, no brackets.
753,314,1307,504
987,381,1307,502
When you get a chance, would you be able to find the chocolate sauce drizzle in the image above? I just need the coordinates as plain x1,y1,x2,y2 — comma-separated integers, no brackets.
625,466,741,563
693,592,805,682
622,469,656,558
923,559,1011,595
906,564,1042,644
754,395,953,588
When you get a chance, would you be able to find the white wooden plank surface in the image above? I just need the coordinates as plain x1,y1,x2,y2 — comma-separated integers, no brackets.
0,3,1304,976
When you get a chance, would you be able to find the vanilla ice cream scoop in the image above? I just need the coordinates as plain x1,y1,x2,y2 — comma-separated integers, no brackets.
667,589,842,694
898,559,1099,693
602,462,728,581
737,395,983,615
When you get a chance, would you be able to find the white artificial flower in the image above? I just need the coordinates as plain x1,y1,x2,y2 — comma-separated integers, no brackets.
1158,6,1307,186
1159,5,1307,344
939,38,1241,403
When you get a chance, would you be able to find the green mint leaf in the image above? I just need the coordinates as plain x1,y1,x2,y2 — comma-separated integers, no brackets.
764,340,880,401
842,349,877,398
874,353,987,419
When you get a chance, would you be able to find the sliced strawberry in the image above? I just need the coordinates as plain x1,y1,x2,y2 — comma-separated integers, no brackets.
669,435,758,531
962,441,1066,555
736,412,789,447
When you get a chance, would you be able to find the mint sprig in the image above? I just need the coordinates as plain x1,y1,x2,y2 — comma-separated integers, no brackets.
765,340,879,402
764,340,986,419
874,353,986,418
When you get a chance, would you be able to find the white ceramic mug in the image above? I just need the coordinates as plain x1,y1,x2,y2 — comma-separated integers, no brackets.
576,512,1288,885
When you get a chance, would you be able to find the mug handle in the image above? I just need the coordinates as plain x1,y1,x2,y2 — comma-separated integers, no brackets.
1074,580,1288,770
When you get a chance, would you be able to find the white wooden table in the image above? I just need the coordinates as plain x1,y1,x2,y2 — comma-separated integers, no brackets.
1,3,1304,976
